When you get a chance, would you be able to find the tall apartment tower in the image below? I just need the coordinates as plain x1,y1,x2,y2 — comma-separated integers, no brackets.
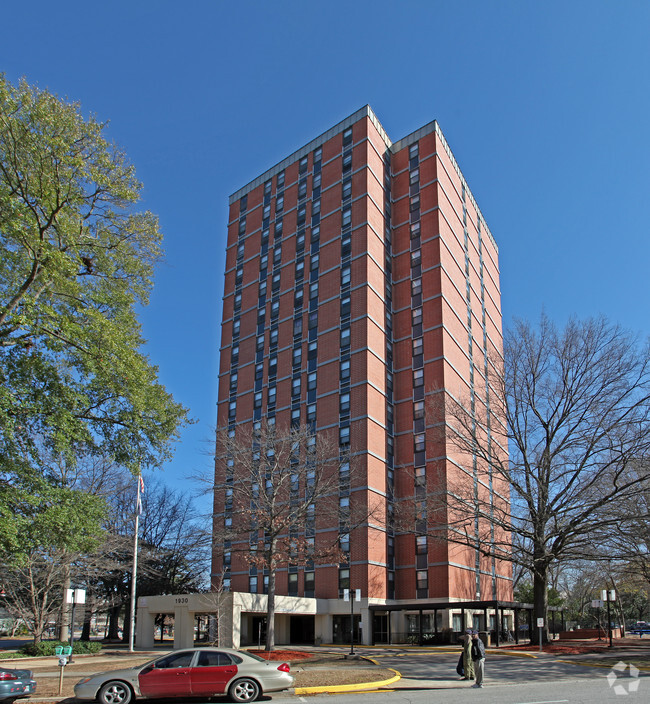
214,106,511,646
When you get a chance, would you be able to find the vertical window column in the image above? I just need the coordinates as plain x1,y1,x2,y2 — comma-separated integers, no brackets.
409,141,428,599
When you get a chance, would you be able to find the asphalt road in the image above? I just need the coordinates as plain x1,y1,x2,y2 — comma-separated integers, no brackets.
282,647,648,703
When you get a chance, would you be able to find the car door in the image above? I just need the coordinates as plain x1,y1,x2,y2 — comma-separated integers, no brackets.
138,651,196,698
190,651,238,696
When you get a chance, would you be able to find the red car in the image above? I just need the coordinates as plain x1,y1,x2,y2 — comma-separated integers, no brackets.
74,648,294,704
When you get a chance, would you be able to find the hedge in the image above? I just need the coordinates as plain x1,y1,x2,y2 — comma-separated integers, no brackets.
20,640,103,656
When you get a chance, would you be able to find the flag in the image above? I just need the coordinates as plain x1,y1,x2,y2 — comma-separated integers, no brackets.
137,474,145,515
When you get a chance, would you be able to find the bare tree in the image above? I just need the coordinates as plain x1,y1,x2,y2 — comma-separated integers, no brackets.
420,315,650,641
1,548,72,643
213,421,373,651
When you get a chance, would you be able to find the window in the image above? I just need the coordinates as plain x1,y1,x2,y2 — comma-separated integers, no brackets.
411,250,421,268
412,307,423,326
263,204,271,218
277,171,285,188
410,168,419,184
276,194,284,212
310,281,319,299
307,371,317,391
293,347,302,365
342,208,351,227
410,195,420,212
156,652,195,669
313,173,322,189
339,425,350,445
413,338,423,356
414,433,425,452
340,532,350,552
267,387,276,405
304,571,315,595
411,221,421,238
288,573,298,596
197,652,232,668
416,536,427,554
254,391,262,408
340,392,350,413
340,326,351,347
310,253,319,271
292,377,301,395
341,265,351,286
340,359,350,380
342,178,352,199
409,143,419,159
417,570,428,590
342,152,352,171
339,568,350,591
249,576,258,593
414,400,425,420
412,277,422,297
298,180,307,199
414,369,424,386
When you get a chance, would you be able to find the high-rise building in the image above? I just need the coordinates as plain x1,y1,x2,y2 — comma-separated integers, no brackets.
213,106,512,647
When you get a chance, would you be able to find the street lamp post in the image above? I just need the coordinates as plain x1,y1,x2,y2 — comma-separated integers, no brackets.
602,590,616,648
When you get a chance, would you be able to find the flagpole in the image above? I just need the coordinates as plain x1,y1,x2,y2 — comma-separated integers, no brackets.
128,473,142,652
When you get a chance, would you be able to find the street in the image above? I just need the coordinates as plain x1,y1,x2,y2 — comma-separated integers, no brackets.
280,647,648,704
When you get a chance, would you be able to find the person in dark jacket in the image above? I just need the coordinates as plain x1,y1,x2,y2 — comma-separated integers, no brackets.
470,631,486,687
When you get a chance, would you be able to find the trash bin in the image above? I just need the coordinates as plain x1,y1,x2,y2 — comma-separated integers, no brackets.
314,636,322,646
479,631,489,648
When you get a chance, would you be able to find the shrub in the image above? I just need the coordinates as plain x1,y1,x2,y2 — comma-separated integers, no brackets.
20,640,103,656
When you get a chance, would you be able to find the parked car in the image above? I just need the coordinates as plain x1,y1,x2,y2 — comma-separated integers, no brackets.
74,648,294,704
0,666,37,702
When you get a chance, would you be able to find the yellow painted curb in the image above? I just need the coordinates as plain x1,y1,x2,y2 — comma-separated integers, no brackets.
294,668,401,694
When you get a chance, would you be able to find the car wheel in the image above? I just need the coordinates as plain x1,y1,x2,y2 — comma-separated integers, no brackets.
98,680,133,704
228,677,260,703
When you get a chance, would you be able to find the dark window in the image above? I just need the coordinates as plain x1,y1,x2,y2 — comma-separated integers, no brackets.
197,651,232,667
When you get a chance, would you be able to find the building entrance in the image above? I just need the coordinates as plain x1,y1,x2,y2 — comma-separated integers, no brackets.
290,615,314,644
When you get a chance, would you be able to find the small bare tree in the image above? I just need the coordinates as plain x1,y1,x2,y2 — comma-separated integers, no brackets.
412,315,650,641
213,421,370,651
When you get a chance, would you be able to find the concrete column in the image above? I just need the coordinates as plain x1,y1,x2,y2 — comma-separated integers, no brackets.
360,606,371,645
136,608,155,649
173,607,194,650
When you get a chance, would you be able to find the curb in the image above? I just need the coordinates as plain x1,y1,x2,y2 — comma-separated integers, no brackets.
294,668,402,695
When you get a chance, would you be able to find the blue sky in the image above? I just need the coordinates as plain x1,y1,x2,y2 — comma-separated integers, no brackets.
3,1,650,492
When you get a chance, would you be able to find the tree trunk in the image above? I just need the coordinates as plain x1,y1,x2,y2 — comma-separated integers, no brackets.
107,605,121,640
81,603,93,641
58,568,71,642
532,562,549,645
265,566,276,652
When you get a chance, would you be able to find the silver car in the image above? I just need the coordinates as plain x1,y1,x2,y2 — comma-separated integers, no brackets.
74,647,294,704
0,666,37,702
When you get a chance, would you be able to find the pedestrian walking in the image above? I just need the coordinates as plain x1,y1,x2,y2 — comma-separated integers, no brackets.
470,630,486,688
460,629,475,680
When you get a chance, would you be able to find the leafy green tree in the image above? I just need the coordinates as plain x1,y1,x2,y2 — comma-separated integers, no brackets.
0,74,189,553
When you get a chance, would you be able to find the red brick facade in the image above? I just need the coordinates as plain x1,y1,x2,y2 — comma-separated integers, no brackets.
214,107,512,611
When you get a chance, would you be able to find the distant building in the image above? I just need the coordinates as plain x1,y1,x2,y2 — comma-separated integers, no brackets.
212,106,512,646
